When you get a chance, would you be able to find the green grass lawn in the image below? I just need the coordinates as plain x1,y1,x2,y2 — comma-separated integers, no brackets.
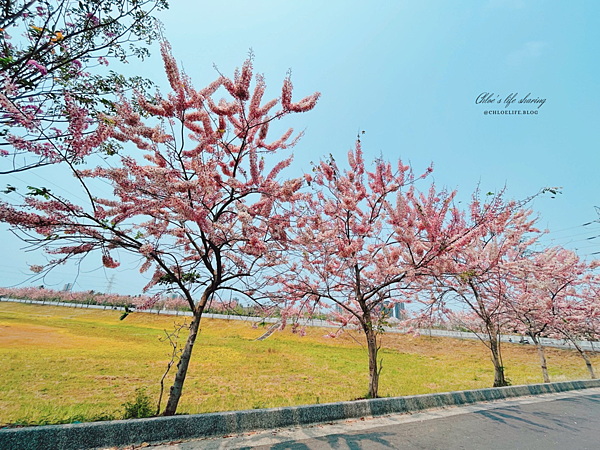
0,302,597,426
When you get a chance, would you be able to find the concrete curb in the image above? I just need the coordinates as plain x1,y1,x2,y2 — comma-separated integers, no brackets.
2,379,600,450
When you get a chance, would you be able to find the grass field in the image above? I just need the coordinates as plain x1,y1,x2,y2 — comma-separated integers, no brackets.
1,302,598,426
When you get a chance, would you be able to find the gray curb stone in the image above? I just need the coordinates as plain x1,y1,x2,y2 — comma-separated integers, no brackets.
2,379,600,450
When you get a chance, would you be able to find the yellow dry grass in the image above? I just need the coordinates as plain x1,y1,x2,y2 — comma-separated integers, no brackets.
0,302,597,426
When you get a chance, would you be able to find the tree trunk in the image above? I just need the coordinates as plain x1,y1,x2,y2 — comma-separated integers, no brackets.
365,326,380,399
561,332,596,380
470,282,508,387
482,320,506,387
532,336,550,383
488,335,507,387
162,310,202,415
581,351,597,379
572,341,596,379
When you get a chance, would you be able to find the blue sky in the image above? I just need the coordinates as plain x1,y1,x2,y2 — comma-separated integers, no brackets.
1,0,599,294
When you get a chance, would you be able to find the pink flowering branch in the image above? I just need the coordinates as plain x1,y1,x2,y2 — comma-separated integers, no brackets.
0,39,319,416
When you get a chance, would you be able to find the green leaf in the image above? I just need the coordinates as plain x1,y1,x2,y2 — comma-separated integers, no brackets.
26,186,51,199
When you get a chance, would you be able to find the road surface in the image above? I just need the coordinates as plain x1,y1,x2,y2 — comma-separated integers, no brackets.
149,387,600,449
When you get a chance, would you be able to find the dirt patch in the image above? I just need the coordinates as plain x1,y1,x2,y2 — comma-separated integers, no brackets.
0,323,78,348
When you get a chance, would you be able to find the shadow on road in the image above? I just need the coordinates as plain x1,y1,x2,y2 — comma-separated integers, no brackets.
244,431,397,450
559,393,600,404
476,406,581,432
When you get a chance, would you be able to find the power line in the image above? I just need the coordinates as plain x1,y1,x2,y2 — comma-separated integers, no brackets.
540,234,600,247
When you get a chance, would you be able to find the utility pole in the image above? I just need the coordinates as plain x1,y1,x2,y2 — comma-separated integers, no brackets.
106,274,115,294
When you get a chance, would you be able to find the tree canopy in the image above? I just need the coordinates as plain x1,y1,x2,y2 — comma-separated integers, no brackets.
0,0,168,173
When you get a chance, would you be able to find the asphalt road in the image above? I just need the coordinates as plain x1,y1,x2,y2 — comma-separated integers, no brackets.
151,387,600,450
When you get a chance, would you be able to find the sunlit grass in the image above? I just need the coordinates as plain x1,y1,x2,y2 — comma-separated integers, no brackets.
0,302,597,426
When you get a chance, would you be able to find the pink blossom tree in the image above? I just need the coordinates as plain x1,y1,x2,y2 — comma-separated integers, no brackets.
433,201,540,387
0,41,319,415
504,247,594,383
545,264,600,379
272,143,500,398
0,0,168,173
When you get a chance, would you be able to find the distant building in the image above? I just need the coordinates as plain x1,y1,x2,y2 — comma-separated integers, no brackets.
62,283,73,292
384,301,405,319
334,301,406,319
394,302,406,319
